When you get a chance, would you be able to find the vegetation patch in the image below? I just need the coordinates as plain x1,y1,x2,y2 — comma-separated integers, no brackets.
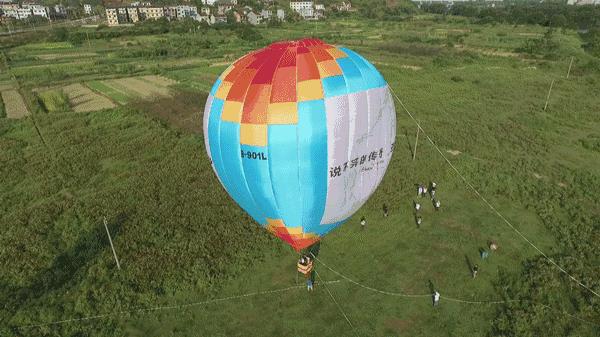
61,83,116,112
0,90,29,119
132,90,207,134
87,81,132,105
38,89,71,113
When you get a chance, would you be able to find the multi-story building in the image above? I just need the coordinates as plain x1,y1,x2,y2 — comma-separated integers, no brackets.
83,4,92,15
138,7,164,21
164,6,177,20
202,0,217,5
127,7,139,22
290,1,314,19
106,7,133,26
22,4,48,18
52,4,66,16
260,9,271,20
105,8,119,25
247,11,261,25
276,9,285,20
175,5,198,19
200,7,210,15
217,4,233,15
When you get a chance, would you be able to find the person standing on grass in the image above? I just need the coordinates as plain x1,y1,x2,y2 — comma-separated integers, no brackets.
417,184,424,197
472,264,479,278
360,216,366,229
383,204,389,217
414,201,421,212
433,199,441,211
433,290,440,307
307,270,314,291
416,215,422,227
430,181,437,199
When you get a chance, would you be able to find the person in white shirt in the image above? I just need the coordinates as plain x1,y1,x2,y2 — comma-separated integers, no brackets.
433,290,440,307
414,201,421,211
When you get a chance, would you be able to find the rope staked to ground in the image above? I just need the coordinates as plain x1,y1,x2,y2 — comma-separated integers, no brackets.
314,254,600,326
314,270,360,337
313,253,430,298
387,86,600,300
17,282,341,330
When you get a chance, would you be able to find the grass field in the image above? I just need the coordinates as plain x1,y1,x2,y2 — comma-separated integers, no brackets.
0,15,598,337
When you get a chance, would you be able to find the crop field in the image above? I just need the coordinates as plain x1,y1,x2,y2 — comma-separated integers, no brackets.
61,83,115,112
0,11,599,337
87,75,176,103
0,90,28,118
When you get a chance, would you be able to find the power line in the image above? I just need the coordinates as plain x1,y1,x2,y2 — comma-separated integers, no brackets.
387,85,600,299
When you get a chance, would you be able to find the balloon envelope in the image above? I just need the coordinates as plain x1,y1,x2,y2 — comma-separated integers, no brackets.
203,38,396,251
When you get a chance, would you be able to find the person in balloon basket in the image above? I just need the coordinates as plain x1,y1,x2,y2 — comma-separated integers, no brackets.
298,256,314,291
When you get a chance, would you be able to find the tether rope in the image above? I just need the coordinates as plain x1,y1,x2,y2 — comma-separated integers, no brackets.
313,255,600,326
16,281,342,330
314,270,360,337
387,85,600,300
312,253,430,298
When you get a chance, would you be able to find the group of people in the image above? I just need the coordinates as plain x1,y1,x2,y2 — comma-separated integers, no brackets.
414,181,441,227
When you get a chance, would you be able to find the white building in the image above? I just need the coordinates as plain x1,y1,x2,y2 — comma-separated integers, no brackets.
202,0,217,5
276,9,284,20
247,11,262,25
23,4,48,18
290,1,314,19
16,7,32,19
84,4,92,15
260,9,271,20
176,5,198,19
217,4,233,15
53,4,66,16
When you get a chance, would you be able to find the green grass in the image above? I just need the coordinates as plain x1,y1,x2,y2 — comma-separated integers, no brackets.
87,80,131,105
38,89,70,113
1,16,599,337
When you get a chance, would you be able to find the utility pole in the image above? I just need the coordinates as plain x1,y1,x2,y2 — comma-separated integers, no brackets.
103,217,121,270
544,79,555,112
413,123,420,161
566,56,574,79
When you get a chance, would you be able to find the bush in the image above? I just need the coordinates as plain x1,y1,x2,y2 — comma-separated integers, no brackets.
39,90,70,113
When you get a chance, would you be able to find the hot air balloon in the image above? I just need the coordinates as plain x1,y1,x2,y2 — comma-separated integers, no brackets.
203,38,396,251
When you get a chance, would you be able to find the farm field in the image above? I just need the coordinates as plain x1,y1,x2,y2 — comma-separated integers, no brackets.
0,12,599,337
87,75,177,104
0,89,28,118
